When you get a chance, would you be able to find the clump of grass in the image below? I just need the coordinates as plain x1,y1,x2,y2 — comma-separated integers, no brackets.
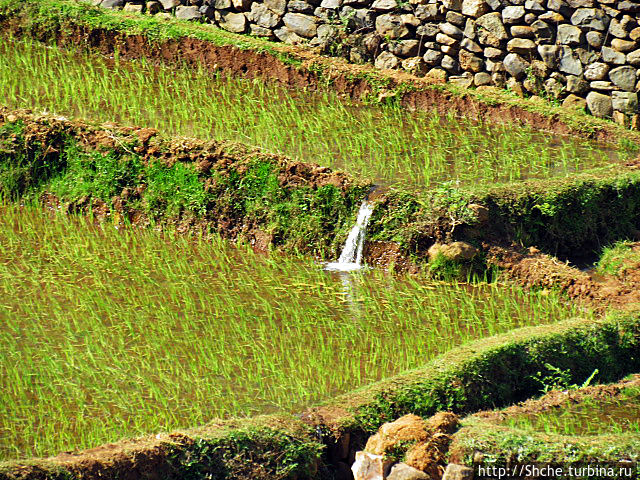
0,36,625,189
0,205,586,460
504,387,640,436
597,241,640,278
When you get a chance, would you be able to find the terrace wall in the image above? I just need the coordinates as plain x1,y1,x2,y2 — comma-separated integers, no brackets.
93,0,640,124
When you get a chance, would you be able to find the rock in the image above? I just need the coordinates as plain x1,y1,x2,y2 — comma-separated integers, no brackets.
575,47,598,65
289,0,314,12
492,71,506,87
402,57,428,76
609,17,634,38
613,111,630,127
417,23,440,37
566,75,588,94
507,38,536,54
461,0,489,18
175,5,202,20
158,0,179,8
631,27,640,42
558,46,583,75
602,46,626,65
570,8,609,31
441,54,459,72
530,59,548,77
484,46,502,59
375,51,400,69
563,94,588,110
123,3,143,13
366,415,429,455
442,45,459,55
557,24,581,45
544,77,564,98
319,0,341,8
218,11,246,32
612,91,639,114
436,33,458,46
584,62,609,81
146,1,161,14
440,22,464,38
590,80,616,91
619,1,640,13
415,4,441,21
612,39,637,53
448,72,474,87
249,24,274,36
428,242,478,261
387,463,429,480
461,38,482,53
586,31,604,48
352,451,393,480
423,49,444,65
249,3,280,28
376,14,410,39
274,26,306,43
459,50,484,71
447,11,466,26
474,71,492,85
442,464,474,480
389,40,421,57
586,91,613,118
442,0,463,10
426,68,448,81
215,0,232,9
265,0,287,13
530,19,554,42
628,50,640,67
371,0,397,10
609,65,637,92
401,14,420,27
510,25,534,38
539,11,564,22
283,13,317,37
100,0,124,8
503,53,529,79
475,12,507,46
501,5,524,23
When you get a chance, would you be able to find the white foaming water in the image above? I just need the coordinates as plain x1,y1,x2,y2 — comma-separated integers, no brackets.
325,201,374,272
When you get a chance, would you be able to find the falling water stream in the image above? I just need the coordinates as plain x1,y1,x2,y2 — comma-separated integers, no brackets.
325,201,374,272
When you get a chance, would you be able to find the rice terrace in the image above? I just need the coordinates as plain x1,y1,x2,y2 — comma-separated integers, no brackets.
2,0,640,479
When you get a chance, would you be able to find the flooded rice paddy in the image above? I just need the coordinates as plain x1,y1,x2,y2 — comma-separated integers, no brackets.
0,36,631,189
504,386,640,436
0,205,589,460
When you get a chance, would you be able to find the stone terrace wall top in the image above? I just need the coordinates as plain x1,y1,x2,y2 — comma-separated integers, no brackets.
93,0,640,124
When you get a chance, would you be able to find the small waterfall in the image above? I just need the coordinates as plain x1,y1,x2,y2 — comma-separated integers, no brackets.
325,201,374,272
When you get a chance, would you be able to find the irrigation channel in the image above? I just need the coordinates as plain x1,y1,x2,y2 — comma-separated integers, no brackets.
0,36,635,189
0,203,588,460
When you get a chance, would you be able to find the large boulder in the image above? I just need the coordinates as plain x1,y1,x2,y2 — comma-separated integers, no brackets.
283,13,317,37
586,91,613,118
609,66,637,92
352,452,393,480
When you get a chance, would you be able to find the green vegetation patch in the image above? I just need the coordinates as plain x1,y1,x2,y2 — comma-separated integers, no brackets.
597,241,640,278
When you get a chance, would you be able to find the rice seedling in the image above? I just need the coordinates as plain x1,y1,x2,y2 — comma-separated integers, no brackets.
504,387,640,436
0,205,587,460
0,36,628,189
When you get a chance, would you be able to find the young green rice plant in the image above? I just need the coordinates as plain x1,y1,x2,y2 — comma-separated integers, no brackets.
504,387,640,436
0,35,627,189
0,205,588,460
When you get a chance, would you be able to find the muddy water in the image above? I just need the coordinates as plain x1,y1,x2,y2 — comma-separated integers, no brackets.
0,206,587,459
505,388,640,436
0,36,631,189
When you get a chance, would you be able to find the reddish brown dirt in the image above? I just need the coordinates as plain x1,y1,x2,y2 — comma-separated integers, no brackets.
484,243,640,312
0,19,628,145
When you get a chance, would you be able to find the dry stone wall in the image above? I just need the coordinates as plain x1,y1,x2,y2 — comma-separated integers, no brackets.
93,0,640,124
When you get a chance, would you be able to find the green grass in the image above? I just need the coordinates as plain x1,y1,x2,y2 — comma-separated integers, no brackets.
0,204,586,460
504,387,640,436
0,36,631,189
597,241,640,277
